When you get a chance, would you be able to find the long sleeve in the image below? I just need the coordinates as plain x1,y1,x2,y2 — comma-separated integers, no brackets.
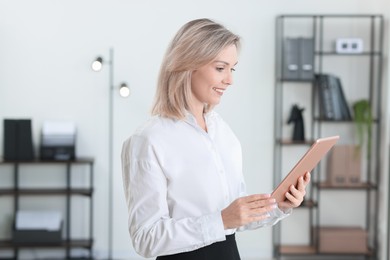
121,135,226,258
236,173,292,232
237,207,292,231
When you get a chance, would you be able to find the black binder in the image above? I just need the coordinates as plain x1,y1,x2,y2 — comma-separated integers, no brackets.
3,119,34,160
282,37,314,80
334,77,352,120
282,38,299,80
299,38,314,80
316,75,335,120
316,74,351,121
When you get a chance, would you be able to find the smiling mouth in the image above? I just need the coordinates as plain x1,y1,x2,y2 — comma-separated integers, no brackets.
213,87,225,94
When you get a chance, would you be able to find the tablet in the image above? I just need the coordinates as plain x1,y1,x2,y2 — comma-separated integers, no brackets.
272,135,340,203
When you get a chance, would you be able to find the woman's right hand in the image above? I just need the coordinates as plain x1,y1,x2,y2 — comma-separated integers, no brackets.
221,194,277,229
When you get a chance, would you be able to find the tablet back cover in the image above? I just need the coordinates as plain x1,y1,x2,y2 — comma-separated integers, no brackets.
272,136,339,203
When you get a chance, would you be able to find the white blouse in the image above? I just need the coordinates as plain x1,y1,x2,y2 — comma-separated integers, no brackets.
121,111,289,258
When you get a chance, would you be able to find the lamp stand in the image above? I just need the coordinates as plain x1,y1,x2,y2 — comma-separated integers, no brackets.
108,47,114,260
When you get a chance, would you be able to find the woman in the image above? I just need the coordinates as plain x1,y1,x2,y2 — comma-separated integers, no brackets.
121,18,310,260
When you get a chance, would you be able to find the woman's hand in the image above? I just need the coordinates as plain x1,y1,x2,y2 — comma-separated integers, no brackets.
221,194,277,229
278,171,311,212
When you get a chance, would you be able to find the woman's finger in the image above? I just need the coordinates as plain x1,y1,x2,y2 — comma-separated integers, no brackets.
249,198,276,209
304,172,311,183
249,203,277,216
245,194,272,202
285,191,299,206
297,174,309,191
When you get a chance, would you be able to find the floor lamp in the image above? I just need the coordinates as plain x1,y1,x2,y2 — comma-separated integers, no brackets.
92,48,130,260
388,151,390,260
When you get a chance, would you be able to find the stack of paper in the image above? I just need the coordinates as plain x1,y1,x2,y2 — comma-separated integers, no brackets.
16,210,62,231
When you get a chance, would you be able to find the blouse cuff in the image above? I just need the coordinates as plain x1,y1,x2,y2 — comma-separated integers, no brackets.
273,205,292,219
201,212,226,244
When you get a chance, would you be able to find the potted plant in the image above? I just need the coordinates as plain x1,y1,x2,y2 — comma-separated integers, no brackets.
352,99,372,156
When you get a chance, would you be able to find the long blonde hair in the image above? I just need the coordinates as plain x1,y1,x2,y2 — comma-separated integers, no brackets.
151,18,240,119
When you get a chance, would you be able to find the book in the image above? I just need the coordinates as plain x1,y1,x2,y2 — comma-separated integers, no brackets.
334,76,352,120
316,74,351,121
316,74,335,120
327,75,343,120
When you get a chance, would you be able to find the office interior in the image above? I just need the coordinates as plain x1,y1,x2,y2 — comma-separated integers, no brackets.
0,1,390,260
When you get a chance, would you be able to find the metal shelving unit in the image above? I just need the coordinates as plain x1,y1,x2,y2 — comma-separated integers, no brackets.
273,14,384,259
0,158,94,260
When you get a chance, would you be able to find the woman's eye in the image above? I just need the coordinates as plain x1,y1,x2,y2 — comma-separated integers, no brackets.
231,68,236,72
216,67,224,72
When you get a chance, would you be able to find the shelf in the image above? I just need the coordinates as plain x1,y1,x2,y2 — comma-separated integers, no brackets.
0,257,93,260
277,245,373,256
0,158,94,259
314,118,352,123
277,78,314,83
279,200,317,209
274,14,382,260
278,14,383,18
277,139,315,145
314,118,380,123
0,188,93,196
316,182,376,190
0,239,93,249
0,157,94,164
278,245,317,255
301,199,317,208
315,51,382,56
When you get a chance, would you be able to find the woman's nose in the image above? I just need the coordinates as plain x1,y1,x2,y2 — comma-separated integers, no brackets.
223,71,234,85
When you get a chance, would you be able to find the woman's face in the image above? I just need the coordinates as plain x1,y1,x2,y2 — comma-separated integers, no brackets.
190,44,238,112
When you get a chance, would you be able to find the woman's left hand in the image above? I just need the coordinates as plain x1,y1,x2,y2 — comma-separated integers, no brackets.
278,171,311,211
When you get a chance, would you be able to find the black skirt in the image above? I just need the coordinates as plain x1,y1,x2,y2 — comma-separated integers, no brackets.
156,234,241,260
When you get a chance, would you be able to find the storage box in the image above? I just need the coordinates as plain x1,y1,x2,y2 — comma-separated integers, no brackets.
12,222,62,245
13,210,63,245
319,227,368,253
40,121,76,161
327,145,361,186
3,119,34,161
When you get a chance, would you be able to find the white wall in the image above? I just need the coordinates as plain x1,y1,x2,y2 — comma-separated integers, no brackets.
380,5,390,260
0,1,389,259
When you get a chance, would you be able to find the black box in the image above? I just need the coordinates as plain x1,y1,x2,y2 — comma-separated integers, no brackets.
3,119,34,161
12,222,62,245
40,145,75,161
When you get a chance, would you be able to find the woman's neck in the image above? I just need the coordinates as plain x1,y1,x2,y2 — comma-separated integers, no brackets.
190,107,207,132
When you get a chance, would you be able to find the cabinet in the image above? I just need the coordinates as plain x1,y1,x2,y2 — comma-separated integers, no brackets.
0,158,94,260
273,14,383,259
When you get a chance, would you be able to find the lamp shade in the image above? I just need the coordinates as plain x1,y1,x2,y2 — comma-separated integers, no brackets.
91,57,103,71
119,83,130,97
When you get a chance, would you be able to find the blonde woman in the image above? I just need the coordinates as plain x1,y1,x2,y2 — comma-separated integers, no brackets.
121,18,310,260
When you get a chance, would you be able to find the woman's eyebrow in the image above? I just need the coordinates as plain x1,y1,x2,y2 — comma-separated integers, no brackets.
214,60,239,66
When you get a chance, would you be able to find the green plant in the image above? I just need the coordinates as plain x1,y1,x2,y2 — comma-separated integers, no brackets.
352,99,372,156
